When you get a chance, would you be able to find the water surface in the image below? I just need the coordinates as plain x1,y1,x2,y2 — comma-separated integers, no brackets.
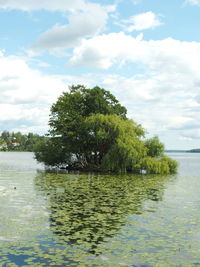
0,152,200,266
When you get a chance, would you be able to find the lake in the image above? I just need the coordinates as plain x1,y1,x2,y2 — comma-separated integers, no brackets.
0,152,200,266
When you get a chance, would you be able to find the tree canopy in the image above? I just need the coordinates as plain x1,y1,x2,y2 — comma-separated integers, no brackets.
34,85,178,174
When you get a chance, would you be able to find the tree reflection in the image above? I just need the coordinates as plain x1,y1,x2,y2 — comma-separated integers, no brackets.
34,172,171,254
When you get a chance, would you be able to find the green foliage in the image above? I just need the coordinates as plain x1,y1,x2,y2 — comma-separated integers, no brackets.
140,157,168,174
139,155,178,174
34,85,178,174
0,131,45,151
139,136,178,174
33,172,168,256
145,136,165,157
33,137,72,167
84,114,146,172
162,156,179,173
49,84,127,135
46,85,127,170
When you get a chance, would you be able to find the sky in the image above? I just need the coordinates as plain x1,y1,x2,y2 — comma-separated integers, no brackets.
0,0,200,149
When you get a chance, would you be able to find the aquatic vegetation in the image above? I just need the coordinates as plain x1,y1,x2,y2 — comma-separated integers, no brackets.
0,152,200,266
34,173,167,255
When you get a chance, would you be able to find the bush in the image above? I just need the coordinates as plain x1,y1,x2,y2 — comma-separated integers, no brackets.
140,156,178,174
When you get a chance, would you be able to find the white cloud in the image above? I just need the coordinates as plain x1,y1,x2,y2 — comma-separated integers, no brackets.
0,52,93,134
70,32,139,69
0,0,116,55
67,32,200,141
2,30,200,146
0,55,61,105
186,0,200,6
69,32,200,79
33,3,110,51
0,0,87,11
181,129,200,139
178,136,193,141
101,73,200,137
122,11,163,32
0,0,115,54
132,0,141,4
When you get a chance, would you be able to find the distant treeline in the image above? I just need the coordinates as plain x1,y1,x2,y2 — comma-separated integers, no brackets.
187,148,200,153
0,131,46,151
166,149,200,153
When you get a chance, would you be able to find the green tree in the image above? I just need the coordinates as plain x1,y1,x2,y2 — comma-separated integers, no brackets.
34,137,72,167
47,85,128,169
49,85,127,135
34,85,178,174
145,136,165,157
84,114,146,172
139,156,178,174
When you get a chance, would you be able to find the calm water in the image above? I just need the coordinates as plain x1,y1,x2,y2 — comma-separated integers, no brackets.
0,152,200,266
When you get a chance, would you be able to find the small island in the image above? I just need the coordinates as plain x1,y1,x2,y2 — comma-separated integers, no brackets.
34,85,178,175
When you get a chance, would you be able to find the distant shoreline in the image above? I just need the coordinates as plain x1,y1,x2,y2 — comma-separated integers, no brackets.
166,149,200,153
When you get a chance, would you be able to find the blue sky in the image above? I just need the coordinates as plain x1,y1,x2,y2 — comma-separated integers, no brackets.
0,0,200,149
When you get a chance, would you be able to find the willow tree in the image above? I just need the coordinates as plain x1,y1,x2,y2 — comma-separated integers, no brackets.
84,114,146,172
34,85,178,174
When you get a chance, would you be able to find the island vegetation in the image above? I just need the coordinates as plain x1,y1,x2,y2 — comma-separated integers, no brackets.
34,85,178,174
